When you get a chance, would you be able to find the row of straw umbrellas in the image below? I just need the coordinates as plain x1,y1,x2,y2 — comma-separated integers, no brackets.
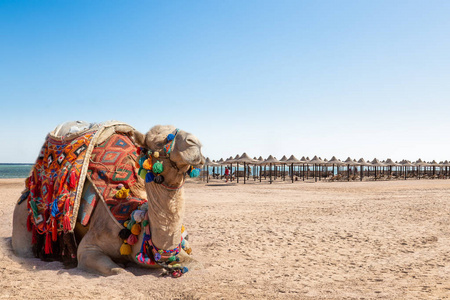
202,153,450,184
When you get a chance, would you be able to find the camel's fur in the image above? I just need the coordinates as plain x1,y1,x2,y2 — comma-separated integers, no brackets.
12,124,204,276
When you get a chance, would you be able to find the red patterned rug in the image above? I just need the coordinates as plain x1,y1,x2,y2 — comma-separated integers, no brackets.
85,133,147,225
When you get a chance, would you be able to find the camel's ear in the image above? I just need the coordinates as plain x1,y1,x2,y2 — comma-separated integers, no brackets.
133,130,146,148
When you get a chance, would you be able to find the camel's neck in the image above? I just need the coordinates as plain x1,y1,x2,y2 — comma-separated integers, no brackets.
144,177,185,251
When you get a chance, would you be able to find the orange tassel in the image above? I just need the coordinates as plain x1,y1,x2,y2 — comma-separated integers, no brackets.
45,232,53,254
52,218,57,242
27,214,32,232
63,215,71,232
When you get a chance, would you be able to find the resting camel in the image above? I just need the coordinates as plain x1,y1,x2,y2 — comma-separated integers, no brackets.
12,123,204,276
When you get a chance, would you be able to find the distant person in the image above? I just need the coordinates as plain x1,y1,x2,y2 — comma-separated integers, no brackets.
224,167,231,182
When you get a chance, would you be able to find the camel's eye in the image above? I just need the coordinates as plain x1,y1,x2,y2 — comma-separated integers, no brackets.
186,137,197,146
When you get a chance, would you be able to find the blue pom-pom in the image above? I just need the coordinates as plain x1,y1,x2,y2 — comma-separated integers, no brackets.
189,168,200,178
182,267,188,273
167,133,175,141
145,172,155,183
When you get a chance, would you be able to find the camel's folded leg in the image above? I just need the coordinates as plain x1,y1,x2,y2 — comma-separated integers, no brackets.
77,236,125,276
12,199,33,258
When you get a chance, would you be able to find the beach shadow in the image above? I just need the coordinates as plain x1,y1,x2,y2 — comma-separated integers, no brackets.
206,183,237,187
1,236,165,279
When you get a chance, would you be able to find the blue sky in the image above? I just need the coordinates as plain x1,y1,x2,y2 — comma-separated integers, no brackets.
1,0,449,163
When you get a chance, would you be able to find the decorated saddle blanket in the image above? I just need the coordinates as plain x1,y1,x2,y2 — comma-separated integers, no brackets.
26,129,97,235
24,121,146,262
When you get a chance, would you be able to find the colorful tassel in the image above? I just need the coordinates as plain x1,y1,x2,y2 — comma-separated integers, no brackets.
45,232,53,254
64,196,70,214
68,170,77,189
63,215,71,232
120,242,132,255
52,218,58,241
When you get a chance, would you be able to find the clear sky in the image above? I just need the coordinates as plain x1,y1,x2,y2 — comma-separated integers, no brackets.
1,0,449,163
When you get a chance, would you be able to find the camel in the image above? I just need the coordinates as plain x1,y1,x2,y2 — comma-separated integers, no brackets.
11,122,205,276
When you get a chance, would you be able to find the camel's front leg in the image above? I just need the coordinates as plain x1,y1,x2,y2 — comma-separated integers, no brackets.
77,234,126,276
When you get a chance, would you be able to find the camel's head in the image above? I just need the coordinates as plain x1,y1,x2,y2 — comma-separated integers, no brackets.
133,125,205,176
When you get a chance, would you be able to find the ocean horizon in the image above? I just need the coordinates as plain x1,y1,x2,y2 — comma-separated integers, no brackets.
0,163,33,179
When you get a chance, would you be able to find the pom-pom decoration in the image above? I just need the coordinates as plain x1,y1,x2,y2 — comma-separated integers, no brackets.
143,158,152,170
154,175,165,184
139,156,147,168
119,228,132,240
153,151,160,158
167,133,175,142
152,161,163,174
145,172,155,183
138,168,148,180
115,187,130,199
127,234,138,245
154,252,161,261
131,223,141,235
132,210,146,223
127,220,135,230
189,168,200,178
139,202,148,211
120,242,132,255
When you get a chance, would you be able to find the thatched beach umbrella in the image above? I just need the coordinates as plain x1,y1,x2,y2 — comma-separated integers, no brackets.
442,160,450,178
357,158,371,181
415,158,429,179
204,157,212,182
279,155,288,181
384,158,401,178
285,155,301,183
298,156,308,181
237,152,257,184
327,156,343,179
343,157,358,181
216,158,225,178
264,155,281,184
429,160,441,177
371,158,386,180
255,156,265,182
400,160,415,180
309,155,325,182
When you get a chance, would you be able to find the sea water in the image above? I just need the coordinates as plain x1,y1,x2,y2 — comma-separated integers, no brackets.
0,164,33,178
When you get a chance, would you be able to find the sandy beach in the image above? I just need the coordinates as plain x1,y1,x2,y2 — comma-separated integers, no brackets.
1,178,449,299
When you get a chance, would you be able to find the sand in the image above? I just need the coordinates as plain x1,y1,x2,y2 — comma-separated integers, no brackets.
0,178,449,299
